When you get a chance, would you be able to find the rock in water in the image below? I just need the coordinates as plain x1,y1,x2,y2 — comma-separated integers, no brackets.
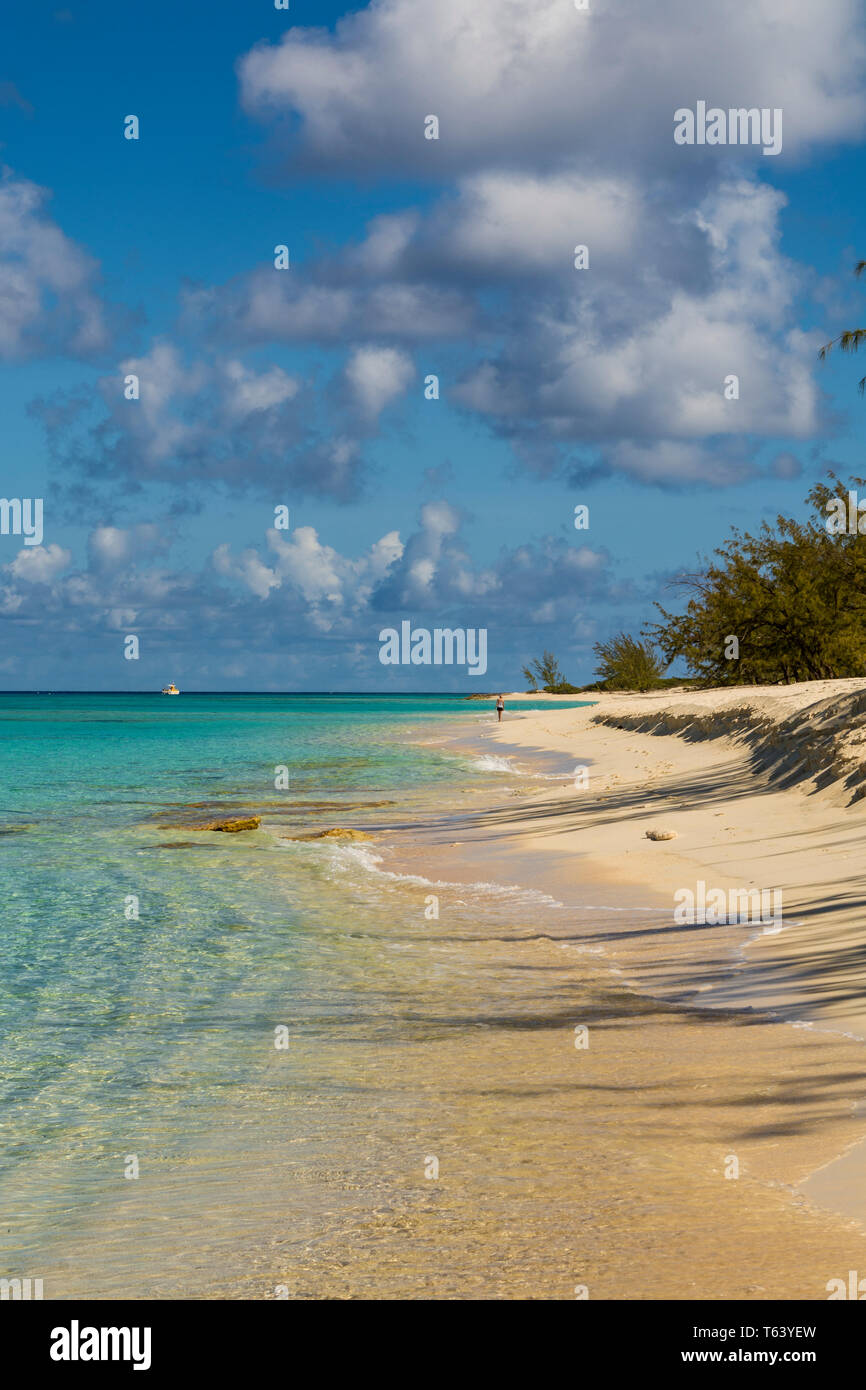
200,816,261,833
645,828,677,841
311,828,372,840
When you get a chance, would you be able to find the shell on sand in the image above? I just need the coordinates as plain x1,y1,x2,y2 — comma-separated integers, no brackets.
645,829,678,841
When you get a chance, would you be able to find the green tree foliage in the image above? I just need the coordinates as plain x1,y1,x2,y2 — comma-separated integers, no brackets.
819,260,866,395
592,633,667,691
646,475,866,684
521,651,580,693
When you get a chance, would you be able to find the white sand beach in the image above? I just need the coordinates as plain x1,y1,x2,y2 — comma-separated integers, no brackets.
487,681,866,1037
481,682,866,1225
362,680,866,1293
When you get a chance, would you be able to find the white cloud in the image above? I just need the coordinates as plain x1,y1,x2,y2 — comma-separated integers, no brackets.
213,542,280,600
427,173,641,275
454,181,819,480
182,270,474,345
344,345,414,419
0,172,109,360
5,543,71,583
88,523,168,571
0,506,627,690
239,0,866,174
115,342,206,463
222,360,299,417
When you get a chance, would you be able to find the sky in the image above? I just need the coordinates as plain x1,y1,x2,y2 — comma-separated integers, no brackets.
1,0,866,691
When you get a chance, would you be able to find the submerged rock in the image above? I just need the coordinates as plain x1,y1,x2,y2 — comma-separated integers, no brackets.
312,827,372,840
196,816,261,833
311,828,372,839
284,827,373,841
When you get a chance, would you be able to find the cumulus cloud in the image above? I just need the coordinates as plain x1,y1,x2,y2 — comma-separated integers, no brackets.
32,342,377,500
215,522,404,627
0,172,112,360
180,270,474,346
239,0,866,176
452,181,820,483
25,0,864,512
204,502,621,636
167,172,819,488
87,523,170,571
212,543,280,601
344,345,414,419
222,359,299,417
218,1,866,492
0,507,634,686
352,174,644,282
5,543,71,584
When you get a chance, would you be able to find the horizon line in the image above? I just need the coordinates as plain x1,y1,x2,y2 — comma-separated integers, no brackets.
0,689,520,696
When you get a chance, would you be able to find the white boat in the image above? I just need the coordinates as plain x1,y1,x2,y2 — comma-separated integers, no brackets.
161,682,180,695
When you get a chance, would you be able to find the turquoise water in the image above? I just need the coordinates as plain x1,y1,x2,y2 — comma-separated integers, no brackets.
0,693,592,1296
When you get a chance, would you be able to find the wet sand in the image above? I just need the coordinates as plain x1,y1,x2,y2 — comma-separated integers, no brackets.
326,683,866,1298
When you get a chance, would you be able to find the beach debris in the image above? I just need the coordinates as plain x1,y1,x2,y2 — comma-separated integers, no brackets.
645,828,678,841
195,815,261,833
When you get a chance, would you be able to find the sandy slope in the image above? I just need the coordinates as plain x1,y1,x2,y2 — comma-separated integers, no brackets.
483,682,866,1031
364,679,866,1268
477,682,866,1220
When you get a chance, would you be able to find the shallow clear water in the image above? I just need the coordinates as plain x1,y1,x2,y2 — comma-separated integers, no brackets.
0,692,595,1296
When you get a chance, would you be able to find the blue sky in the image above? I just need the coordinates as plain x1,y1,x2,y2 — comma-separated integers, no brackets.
1,0,866,689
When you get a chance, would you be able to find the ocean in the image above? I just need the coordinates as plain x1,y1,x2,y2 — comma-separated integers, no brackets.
0,692,592,1298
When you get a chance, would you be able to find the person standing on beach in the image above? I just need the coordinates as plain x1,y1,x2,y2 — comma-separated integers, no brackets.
496,694,505,722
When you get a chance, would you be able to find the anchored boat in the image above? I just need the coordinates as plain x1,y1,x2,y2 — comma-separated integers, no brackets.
161,682,180,695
